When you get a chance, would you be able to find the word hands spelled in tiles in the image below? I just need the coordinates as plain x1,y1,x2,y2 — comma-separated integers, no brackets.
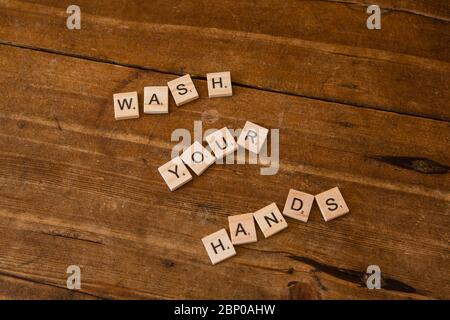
202,188,350,265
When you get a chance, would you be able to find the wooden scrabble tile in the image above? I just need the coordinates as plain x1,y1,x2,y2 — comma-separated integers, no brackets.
315,187,349,222
180,141,215,176
113,91,139,120
201,229,236,265
144,86,168,114
283,189,315,223
237,121,269,154
158,156,193,191
228,213,257,245
167,74,199,106
253,203,288,238
207,71,232,98
205,127,238,160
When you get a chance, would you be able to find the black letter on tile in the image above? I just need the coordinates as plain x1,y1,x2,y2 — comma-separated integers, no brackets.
264,212,280,227
215,137,228,150
148,93,161,105
191,151,204,163
235,223,248,236
245,130,258,144
167,165,180,178
326,198,338,211
291,198,303,211
212,77,223,89
117,98,133,110
211,239,225,254
177,84,188,95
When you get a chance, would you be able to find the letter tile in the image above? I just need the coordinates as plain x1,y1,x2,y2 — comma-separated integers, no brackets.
228,213,257,245
158,156,193,191
207,71,232,98
205,127,238,160
315,187,349,221
167,74,199,106
202,229,236,265
283,189,315,223
253,203,288,238
237,121,269,154
144,86,168,114
113,91,139,120
180,141,215,176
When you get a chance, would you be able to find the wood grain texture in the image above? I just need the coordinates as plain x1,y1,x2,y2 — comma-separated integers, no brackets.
0,0,449,119
0,42,448,299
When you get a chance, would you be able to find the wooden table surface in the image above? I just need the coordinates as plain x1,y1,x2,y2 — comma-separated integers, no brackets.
0,0,449,300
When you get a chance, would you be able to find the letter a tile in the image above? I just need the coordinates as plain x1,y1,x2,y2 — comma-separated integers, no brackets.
228,213,257,245
144,86,168,114
202,229,236,265
158,156,193,191
253,203,288,238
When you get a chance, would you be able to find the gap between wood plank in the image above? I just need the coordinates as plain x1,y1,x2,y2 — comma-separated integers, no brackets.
1,40,449,124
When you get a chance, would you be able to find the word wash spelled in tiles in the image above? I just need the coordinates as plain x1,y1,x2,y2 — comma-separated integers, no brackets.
167,74,199,106
158,156,193,191
283,189,315,223
205,127,238,160
237,121,269,155
113,92,139,120
207,71,232,98
202,229,236,265
253,203,288,238
144,86,168,114
315,187,349,221
228,213,257,245
180,141,215,176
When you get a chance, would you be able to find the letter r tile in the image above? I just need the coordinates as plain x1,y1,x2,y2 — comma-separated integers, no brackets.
237,121,269,154
158,156,193,191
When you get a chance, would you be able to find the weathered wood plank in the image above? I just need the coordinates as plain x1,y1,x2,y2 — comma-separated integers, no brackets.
18,0,450,60
0,0,449,119
0,45,448,299
0,274,100,300
326,0,450,21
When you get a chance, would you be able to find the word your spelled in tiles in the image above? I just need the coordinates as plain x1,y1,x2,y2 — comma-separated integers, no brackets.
203,188,349,265
113,72,232,120
158,122,268,191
